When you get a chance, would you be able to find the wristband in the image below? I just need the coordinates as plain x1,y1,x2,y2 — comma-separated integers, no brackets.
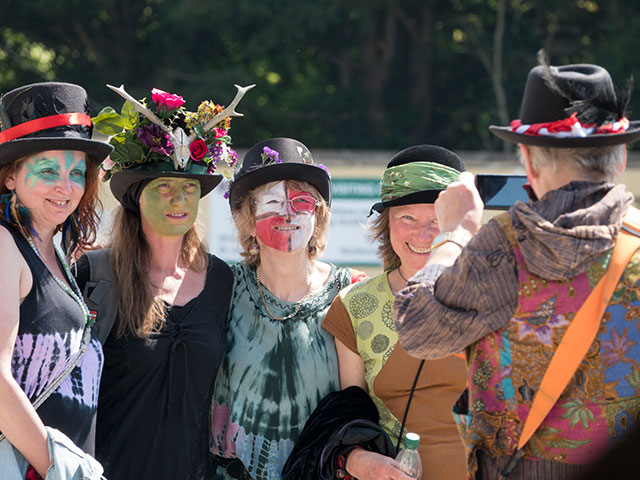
336,445,361,479
431,229,473,250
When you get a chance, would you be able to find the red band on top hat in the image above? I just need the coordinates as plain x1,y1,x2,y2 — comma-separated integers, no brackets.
0,113,92,144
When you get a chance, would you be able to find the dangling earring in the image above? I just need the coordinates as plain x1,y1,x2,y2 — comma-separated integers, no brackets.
0,190,13,222
308,237,318,257
248,236,260,256
1,190,33,239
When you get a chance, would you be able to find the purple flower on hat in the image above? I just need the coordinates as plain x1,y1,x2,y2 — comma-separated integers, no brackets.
261,146,281,164
209,142,238,168
137,124,175,156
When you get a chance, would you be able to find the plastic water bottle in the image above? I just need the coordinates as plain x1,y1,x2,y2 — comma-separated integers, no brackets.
395,432,422,479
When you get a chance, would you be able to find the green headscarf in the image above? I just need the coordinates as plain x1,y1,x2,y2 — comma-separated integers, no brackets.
380,161,461,202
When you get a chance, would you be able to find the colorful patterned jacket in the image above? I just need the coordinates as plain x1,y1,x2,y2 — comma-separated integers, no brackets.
393,182,640,479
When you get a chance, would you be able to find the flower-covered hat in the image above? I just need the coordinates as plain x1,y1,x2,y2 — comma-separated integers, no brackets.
228,137,331,210
0,82,112,167
489,53,640,147
93,83,254,204
370,145,466,214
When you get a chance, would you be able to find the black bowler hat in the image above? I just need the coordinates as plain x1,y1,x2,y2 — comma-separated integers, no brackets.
228,137,331,210
109,161,223,206
0,82,112,166
490,58,640,147
370,145,466,214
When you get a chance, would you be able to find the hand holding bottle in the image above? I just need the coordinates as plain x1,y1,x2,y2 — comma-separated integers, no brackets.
395,433,422,479
345,448,415,480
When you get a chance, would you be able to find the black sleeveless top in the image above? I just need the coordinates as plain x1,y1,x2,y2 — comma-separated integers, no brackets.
75,253,232,480
2,219,103,455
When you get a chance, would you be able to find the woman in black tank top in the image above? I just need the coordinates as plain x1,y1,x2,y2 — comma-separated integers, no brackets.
0,82,112,478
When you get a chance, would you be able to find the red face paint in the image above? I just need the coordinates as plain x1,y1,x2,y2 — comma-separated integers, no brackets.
254,182,316,252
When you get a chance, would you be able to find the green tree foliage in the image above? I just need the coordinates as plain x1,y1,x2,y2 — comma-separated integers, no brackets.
1,0,639,150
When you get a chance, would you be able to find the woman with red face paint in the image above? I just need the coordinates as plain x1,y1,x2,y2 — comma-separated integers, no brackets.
0,82,112,478
319,145,469,480
210,137,366,480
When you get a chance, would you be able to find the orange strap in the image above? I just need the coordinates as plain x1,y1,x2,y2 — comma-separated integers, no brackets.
517,206,640,450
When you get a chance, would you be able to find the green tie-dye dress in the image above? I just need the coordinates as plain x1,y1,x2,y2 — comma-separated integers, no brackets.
211,262,352,479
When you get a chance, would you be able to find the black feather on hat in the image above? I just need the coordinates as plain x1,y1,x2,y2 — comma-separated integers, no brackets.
490,51,640,147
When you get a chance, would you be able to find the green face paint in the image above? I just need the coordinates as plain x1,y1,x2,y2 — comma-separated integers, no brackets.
140,177,201,237
23,151,86,189
64,150,87,187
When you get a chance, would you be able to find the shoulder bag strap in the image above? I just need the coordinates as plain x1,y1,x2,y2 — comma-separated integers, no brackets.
500,206,640,477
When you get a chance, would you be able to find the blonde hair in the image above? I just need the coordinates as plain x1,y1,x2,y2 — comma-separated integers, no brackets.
110,205,208,338
367,209,400,270
520,144,625,180
232,180,330,266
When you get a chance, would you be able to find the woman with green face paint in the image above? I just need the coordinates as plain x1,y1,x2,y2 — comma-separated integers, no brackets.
73,84,243,480
0,82,112,478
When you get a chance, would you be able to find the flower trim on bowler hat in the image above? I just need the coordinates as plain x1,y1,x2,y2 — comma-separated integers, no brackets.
228,137,332,209
92,83,254,181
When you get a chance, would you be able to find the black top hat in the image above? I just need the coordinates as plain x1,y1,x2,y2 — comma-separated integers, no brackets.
0,82,112,167
370,145,466,214
490,63,640,147
228,137,331,210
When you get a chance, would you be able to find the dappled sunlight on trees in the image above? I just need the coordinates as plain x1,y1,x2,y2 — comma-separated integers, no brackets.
1,0,638,151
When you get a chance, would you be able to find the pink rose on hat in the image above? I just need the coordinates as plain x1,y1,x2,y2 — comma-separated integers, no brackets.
151,88,185,112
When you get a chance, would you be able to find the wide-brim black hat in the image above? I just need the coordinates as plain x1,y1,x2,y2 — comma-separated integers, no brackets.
0,82,112,167
229,137,331,210
110,161,223,204
490,63,640,147
370,145,466,213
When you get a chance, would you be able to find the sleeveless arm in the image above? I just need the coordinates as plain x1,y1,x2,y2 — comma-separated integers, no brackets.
323,296,367,390
0,227,50,476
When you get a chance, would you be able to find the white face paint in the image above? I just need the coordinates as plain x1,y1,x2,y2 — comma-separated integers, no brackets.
253,181,316,252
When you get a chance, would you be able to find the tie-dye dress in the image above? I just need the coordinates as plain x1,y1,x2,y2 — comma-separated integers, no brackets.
211,262,352,480
4,219,103,455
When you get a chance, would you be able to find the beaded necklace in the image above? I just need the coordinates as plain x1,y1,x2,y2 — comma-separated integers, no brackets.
255,267,312,321
26,235,94,328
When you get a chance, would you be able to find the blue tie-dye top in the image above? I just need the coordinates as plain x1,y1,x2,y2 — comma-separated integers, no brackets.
211,262,352,480
4,220,103,455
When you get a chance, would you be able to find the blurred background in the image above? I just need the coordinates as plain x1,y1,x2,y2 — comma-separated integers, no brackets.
2,0,639,269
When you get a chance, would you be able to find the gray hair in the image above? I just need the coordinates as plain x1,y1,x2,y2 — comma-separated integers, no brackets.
520,144,625,180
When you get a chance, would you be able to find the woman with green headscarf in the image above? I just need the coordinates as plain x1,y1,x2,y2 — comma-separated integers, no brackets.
322,145,469,479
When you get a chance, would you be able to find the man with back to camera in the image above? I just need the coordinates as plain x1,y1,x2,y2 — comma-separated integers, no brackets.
392,51,640,479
